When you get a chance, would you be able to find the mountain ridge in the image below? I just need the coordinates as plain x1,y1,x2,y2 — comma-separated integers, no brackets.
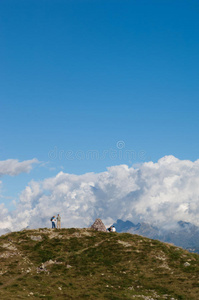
112,219,199,253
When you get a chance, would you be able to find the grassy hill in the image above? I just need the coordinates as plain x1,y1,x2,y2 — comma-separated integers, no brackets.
0,228,199,300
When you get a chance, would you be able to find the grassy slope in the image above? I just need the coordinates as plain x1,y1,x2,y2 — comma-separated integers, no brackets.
0,228,199,300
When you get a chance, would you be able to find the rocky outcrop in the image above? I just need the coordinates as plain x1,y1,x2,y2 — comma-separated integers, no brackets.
30,235,42,241
91,218,107,232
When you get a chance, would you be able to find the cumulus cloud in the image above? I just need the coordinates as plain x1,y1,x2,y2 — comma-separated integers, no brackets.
2,155,199,232
0,158,39,177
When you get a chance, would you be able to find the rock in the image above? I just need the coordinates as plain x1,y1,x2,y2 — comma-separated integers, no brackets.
30,235,42,241
184,262,190,267
2,243,17,251
0,251,16,258
66,264,72,269
43,260,54,267
91,218,107,232
118,240,131,247
37,263,47,273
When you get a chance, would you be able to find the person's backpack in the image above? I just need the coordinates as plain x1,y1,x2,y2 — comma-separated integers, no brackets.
50,217,53,221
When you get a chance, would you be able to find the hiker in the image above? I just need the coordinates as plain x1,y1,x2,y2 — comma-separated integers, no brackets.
111,226,116,232
107,226,116,232
51,216,56,229
57,214,61,229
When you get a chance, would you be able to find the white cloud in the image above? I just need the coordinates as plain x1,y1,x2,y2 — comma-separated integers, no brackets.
0,158,39,177
2,155,199,232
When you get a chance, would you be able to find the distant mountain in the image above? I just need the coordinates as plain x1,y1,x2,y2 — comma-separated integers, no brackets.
112,219,136,232
113,219,199,253
0,228,11,236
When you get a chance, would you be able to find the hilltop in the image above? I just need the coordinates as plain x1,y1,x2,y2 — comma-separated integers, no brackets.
0,228,199,300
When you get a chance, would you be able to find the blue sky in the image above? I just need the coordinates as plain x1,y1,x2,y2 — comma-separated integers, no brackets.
0,0,199,209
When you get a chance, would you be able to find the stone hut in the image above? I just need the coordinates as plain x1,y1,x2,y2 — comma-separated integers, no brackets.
91,218,107,232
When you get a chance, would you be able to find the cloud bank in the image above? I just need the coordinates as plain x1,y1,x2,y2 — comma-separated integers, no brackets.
1,155,199,232
0,158,39,177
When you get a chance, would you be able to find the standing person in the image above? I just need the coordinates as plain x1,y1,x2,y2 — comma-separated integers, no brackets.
51,216,56,229
57,214,61,229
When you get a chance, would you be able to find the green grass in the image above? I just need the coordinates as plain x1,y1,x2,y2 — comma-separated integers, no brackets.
0,228,199,299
